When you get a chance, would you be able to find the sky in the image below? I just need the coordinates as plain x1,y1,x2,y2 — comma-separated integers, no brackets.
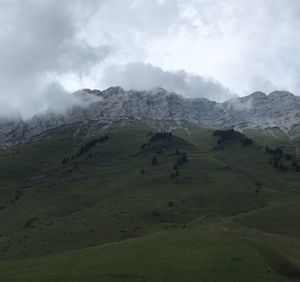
1,0,300,118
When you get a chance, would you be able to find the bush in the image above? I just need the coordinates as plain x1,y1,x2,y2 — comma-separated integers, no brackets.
168,201,174,207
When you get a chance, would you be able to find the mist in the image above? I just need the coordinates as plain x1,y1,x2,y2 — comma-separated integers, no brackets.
0,0,109,119
1,0,300,118
101,63,233,102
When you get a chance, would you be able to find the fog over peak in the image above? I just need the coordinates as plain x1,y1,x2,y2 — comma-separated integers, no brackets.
1,0,300,118
101,63,234,102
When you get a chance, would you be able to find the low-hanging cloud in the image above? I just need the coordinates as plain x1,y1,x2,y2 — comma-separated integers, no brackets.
101,63,234,102
0,0,110,119
92,0,300,96
2,0,300,119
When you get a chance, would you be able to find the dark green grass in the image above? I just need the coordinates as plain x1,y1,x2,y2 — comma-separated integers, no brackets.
0,121,300,281
0,222,294,282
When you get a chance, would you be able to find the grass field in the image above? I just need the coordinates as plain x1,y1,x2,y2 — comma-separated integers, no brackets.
0,120,300,281
1,221,298,282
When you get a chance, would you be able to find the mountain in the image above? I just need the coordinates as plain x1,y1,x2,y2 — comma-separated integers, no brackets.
1,87,300,149
1,88,300,281
1,118,300,281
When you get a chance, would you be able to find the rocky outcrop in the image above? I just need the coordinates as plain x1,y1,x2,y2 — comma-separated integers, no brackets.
1,87,300,149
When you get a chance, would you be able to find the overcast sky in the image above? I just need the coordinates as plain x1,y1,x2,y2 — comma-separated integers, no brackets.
1,0,300,118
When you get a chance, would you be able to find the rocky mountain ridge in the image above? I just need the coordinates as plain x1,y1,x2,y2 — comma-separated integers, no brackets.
1,87,300,149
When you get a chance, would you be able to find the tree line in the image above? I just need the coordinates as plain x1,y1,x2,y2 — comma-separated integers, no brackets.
62,134,109,165
139,131,189,179
213,129,253,147
141,132,173,150
265,146,300,172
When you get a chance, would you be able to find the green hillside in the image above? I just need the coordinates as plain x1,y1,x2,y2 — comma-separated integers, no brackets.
0,121,300,281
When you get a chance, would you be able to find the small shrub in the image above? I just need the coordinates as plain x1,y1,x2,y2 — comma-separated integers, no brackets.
152,156,158,165
62,157,67,165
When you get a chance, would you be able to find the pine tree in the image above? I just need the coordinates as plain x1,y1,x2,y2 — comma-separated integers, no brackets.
152,156,158,165
181,152,188,164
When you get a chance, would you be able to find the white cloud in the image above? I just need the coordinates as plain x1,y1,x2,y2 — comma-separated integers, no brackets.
1,0,300,118
0,0,110,118
101,63,233,101
144,0,300,95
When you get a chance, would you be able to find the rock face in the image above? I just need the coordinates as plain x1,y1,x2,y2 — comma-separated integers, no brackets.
224,91,300,130
1,87,300,149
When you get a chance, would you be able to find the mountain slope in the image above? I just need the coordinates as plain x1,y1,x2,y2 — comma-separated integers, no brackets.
0,122,267,260
0,121,300,281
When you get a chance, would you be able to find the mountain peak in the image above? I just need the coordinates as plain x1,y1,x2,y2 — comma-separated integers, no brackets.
104,86,125,94
74,89,102,98
149,87,169,95
248,91,268,99
1,87,300,149
268,90,295,99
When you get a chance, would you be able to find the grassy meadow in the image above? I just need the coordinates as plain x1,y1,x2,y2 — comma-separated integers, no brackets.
0,121,300,281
